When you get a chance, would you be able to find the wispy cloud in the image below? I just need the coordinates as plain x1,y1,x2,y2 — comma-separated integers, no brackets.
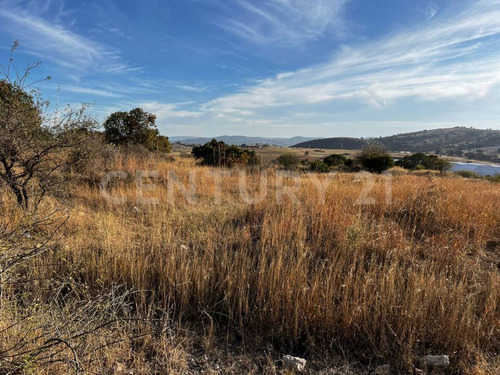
214,0,349,47
0,5,131,74
153,1,500,135
137,101,202,120
426,7,438,20
60,85,123,98
208,1,500,108
90,101,199,123
2,0,500,137
173,83,208,93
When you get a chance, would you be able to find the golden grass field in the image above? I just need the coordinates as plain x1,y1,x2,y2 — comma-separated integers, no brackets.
1,155,499,374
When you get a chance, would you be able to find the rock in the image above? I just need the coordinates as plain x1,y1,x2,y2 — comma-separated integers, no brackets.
421,355,450,367
114,362,127,374
282,355,306,372
24,232,32,239
375,364,390,374
131,206,140,213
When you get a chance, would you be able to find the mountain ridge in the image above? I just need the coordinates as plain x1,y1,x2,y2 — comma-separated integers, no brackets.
170,135,320,147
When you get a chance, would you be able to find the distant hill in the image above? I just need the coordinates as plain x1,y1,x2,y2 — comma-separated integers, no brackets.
292,127,500,152
291,137,367,150
171,135,320,147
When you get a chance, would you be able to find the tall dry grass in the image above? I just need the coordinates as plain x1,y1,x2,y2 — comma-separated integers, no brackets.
2,157,499,373
64,159,500,370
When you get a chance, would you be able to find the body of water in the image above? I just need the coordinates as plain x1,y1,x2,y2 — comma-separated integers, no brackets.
451,162,500,176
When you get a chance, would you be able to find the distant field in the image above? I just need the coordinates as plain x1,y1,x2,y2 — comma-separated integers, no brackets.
182,144,499,166
251,146,355,165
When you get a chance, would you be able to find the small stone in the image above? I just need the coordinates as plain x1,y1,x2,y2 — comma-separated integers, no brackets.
282,355,306,372
114,362,127,374
375,364,390,374
421,355,450,367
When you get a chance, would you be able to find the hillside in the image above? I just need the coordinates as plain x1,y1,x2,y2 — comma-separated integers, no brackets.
379,127,500,152
291,137,368,150
292,127,500,153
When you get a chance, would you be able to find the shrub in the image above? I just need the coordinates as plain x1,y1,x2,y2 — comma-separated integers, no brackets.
309,160,329,172
396,152,451,173
454,170,483,179
340,158,362,172
323,153,347,167
356,143,394,173
485,173,500,183
276,152,301,170
192,139,259,167
396,152,430,169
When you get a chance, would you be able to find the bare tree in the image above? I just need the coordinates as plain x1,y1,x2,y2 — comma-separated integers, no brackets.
0,42,97,210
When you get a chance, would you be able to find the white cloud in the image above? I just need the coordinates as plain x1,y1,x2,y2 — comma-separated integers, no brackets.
172,83,208,93
215,0,349,47
207,2,500,108
0,6,130,74
138,102,202,120
153,1,500,135
426,7,438,20
60,85,123,98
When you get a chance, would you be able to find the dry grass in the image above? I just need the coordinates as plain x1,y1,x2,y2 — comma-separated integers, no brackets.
250,146,357,166
1,156,499,374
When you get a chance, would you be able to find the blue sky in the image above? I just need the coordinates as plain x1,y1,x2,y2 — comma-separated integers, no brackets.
1,0,500,137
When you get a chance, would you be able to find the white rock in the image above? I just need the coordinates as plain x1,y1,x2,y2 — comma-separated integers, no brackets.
282,355,306,372
421,354,450,367
114,362,126,374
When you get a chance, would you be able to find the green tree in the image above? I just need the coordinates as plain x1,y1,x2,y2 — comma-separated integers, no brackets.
356,143,394,173
396,152,452,173
103,108,171,153
192,139,259,167
396,152,430,170
434,157,452,174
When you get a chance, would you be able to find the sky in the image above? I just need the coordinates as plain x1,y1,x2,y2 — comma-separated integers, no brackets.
1,0,500,138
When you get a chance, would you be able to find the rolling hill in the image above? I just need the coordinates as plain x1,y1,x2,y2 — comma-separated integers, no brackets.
292,127,500,152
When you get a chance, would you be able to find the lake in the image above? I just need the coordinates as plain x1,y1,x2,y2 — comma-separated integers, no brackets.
451,162,500,176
